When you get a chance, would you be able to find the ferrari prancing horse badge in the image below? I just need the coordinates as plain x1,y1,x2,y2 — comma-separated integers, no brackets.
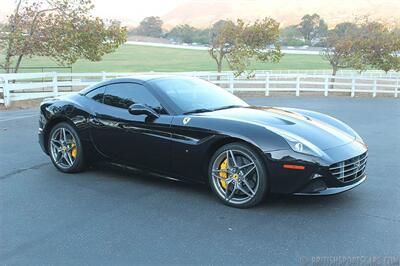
183,117,191,125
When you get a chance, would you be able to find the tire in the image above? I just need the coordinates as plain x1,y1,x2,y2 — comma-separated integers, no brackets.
208,142,268,208
48,122,86,173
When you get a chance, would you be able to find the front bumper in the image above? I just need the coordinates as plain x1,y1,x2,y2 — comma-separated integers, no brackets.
38,127,47,154
264,139,368,195
294,175,366,195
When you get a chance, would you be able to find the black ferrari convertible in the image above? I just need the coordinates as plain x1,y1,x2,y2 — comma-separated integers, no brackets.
38,75,368,208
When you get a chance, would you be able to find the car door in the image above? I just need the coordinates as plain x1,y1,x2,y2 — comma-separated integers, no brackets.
89,82,173,173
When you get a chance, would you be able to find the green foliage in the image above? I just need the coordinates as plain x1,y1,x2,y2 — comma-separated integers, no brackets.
280,25,305,46
321,22,361,74
44,19,126,66
321,20,400,74
167,24,210,44
298,13,328,45
194,28,212,45
134,16,163,37
209,18,282,76
284,39,306,46
356,22,400,73
0,0,126,73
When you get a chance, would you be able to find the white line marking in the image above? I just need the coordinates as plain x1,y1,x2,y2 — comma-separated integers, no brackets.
0,114,38,122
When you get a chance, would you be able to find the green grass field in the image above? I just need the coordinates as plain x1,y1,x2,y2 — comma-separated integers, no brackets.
7,44,331,73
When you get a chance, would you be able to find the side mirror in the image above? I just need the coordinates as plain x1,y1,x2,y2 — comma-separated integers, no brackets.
128,103,159,118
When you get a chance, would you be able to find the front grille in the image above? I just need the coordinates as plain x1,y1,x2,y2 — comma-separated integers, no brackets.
329,152,368,183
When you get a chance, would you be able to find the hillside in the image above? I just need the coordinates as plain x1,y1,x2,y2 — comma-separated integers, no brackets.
162,0,400,28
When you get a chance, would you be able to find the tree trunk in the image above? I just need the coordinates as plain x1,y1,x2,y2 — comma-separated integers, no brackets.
3,55,12,73
14,55,23,73
330,66,337,89
217,62,222,81
2,0,22,74
332,67,337,76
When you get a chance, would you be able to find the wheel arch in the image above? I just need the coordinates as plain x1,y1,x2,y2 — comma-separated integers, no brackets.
201,136,270,184
43,116,77,153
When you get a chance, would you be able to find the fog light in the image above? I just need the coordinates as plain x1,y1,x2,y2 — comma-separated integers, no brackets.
312,173,323,179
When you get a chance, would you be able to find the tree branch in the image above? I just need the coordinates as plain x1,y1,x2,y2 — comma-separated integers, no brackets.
14,6,59,72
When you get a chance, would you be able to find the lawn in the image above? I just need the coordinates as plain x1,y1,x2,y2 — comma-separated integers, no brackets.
5,44,332,73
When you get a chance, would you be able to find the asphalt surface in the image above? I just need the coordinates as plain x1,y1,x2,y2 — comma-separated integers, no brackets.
1,97,399,265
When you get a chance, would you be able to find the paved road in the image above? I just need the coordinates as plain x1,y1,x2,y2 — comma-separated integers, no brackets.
1,97,399,265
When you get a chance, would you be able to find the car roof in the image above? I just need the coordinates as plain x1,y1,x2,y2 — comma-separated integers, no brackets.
80,75,192,95
110,74,190,82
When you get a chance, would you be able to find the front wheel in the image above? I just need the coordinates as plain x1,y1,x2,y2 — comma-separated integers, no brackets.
208,142,269,208
48,122,86,173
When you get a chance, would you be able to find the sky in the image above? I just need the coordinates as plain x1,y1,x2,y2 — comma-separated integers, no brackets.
1,0,399,28
0,0,186,23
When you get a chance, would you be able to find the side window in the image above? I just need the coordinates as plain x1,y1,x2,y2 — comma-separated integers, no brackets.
103,83,164,112
85,87,105,103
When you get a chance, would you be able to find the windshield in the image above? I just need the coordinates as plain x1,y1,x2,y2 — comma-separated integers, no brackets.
150,77,248,114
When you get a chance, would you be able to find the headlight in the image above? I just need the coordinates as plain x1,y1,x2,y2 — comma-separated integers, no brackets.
265,126,324,157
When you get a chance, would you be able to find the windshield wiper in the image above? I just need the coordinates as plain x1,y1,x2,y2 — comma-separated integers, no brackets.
183,105,245,115
212,105,245,111
183,108,213,115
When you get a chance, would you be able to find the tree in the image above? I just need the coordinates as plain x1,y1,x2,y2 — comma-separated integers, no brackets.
0,0,126,73
195,28,211,45
167,24,211,44
356,22,400,73
315,19,328,46
321,22,361,75
167,24,197,43
134,16,163,37
298,13,327,45
333,22,358,35
321,20,400,75
280,25,305,46
209,18,282,76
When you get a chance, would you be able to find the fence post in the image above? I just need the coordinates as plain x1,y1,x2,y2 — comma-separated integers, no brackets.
52,72,58,96
395,79,399,98
373,79,377,97
351,76,356,97
265,73,270,96
101,71,106,81
229,73,234,93
3,77,10,107
324,76,329,96
295,76,300,96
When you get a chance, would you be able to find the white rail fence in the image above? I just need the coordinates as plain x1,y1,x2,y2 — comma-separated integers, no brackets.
252,69,400,78
0,71,399,107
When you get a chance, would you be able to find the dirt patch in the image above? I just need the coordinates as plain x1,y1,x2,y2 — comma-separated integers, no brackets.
0,99,43,110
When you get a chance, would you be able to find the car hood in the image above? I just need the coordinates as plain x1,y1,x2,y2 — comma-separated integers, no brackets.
197,106,356,150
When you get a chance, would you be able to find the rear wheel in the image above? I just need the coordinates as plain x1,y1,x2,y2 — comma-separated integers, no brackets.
208,142,268,208
48,122,86,173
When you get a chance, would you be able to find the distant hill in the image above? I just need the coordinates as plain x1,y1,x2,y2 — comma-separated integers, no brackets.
162,0,400,28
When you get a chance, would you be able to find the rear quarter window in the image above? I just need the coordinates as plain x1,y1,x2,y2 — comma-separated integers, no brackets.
85,87,105,103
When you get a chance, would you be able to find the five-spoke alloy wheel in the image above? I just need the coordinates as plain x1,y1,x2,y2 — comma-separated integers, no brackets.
49,122,85,173
209,142,268,208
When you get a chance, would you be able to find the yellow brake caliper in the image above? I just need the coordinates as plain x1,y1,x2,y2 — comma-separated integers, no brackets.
219,158,228,189
71,143,77,159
